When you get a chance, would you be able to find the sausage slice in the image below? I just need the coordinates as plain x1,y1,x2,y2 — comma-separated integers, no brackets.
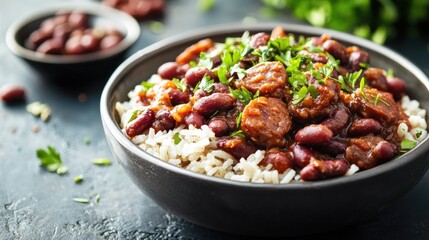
241,97,292,148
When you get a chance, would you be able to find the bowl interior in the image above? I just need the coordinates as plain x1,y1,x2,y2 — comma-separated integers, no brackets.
6,2,140,64
103,23,429,187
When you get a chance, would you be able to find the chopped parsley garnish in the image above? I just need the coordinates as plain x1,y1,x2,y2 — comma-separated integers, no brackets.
416,130,423,139
141,81,155,93
236,112,243,129
36,146,68,175
337,69,362,93
128,110,138,123
194,75,214,93
198,52,213,69
73,198,90,204
83,136,91,145
74,175,84,183
92,158,112,166
217,65,231,85
229,87,258,105
172,78,187,92
173,132,182,145
229,129,245,138
401,139,417,152
94,193,101,203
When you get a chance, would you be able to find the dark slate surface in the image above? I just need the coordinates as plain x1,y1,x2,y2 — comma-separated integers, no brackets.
1,0,429,239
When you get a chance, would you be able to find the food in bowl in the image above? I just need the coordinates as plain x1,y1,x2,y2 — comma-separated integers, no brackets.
26,11,124,55
115,26,427,183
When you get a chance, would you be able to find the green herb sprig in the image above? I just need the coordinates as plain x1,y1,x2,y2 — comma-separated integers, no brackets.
36,146,68,175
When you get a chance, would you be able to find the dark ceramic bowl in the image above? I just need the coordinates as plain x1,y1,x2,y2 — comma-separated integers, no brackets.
5,2,140,81
100,23,429,237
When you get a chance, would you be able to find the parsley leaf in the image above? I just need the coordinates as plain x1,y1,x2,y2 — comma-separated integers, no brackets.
229,87,255,105
173,132,182,145
92,158,112,166
36,146,68,175
416,130,423,139
217,65,230,85
307,84,319,98
74,175,84,183
73,198,90,204
128,110,138,123
198,52,213,69
141,81,155,93
194,75,214,93
172,78,187,92
229,129,246,138
401,139,417,152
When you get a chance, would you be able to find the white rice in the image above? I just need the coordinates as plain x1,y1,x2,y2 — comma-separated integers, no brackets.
116,80,427,184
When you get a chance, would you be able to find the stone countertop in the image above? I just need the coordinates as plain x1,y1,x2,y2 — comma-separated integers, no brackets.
1,0,429,239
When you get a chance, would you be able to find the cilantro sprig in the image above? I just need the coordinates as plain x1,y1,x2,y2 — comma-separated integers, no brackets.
194,75,214,93
229,87,259,105
36,146,68,175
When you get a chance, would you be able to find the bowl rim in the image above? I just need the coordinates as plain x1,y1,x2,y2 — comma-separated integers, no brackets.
5,1,140,64
101,22,429,189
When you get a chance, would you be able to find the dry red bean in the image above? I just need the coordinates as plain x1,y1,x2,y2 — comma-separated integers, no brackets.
65,35,85,55
184,111,205,128
208,118,230,137
40,18,56,35
372,141,396,161
151,109,176,132
0,85,26,103
80,33,100,52
185,67,214,87
100,34,122,50
193,93,235,117
291,144,315,168
348,51,369,72
27,30,51,50
322,40,348,63
348,118,382,137
320,108,350,136
167,88,189,106
300,159,349,181
37,38,63,54
260,148,293,174
387,77,406,100
126,109,155,137
295,124,333,146
315,140,347,156
68,12,87,29
217,137,257,160
157,62,185,80
364,68,388,92
250,32,270,48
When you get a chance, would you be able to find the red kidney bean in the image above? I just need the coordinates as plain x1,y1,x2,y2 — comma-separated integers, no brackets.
261,148,293,174
184,111,205,128
311,53,328,64
217,137,257,160
27,30,51,50
348,51,369,72
80,33,100,52
100,34,122,50
37,38,63,54
372,141,396,161
185,67,214,87
300,159,349,181
250,32,270,48
0,85,26,103
157,62,184,80
193,93,235,117
320,108,350,136
364,68,388,92
291,144,315,168
387,77,406,100
167,88,189,106
208,118,230,137
348,118,382,137
40,18,56,35
65,35,85,55
295,124,333,146
68,12,87,29
151,109,176,132
315,140,347,156
126,109,155,137
213,82,229,93
322,40,348,63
